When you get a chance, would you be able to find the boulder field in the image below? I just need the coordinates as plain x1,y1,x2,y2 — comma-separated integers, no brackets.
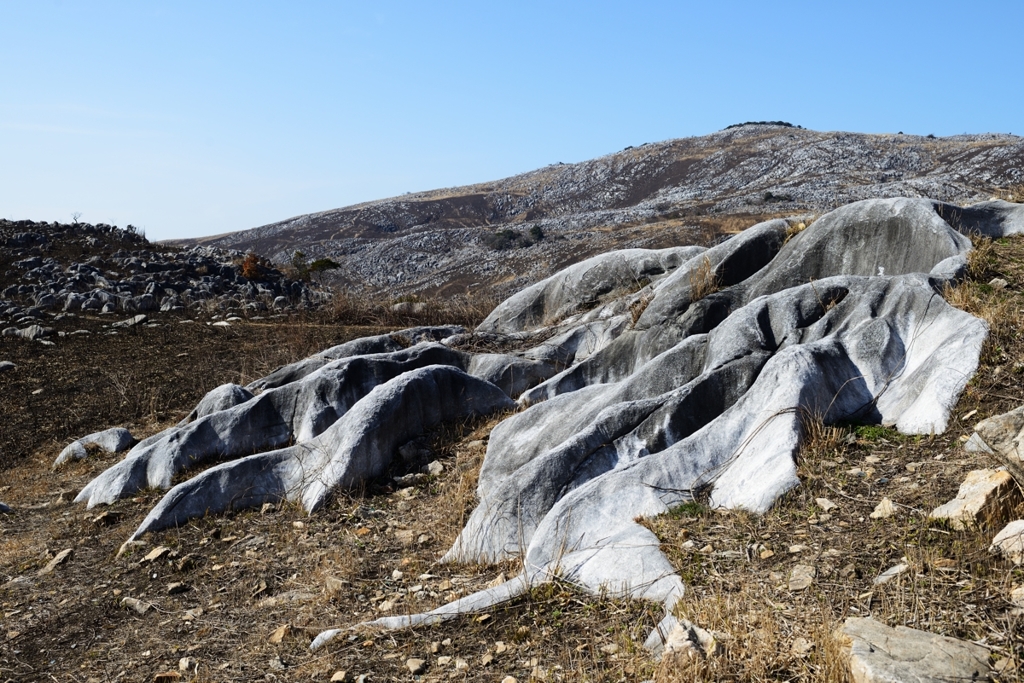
61,196,1024,651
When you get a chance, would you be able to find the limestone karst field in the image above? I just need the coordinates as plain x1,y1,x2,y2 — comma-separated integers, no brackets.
3,127,1024,683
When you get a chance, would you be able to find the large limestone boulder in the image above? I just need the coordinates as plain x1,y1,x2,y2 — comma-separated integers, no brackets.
840,617,990,683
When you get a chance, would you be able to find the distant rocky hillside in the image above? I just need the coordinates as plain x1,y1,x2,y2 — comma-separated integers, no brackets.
0,219,327,332
173,125,1024,297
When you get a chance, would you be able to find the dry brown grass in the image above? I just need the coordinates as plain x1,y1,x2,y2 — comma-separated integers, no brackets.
688,256,721,301
319,289,499,329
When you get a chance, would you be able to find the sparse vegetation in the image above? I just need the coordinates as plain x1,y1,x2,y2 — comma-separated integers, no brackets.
688,255,721,300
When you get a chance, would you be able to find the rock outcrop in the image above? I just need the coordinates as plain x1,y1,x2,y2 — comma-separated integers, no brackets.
0,219,327,335
71,196,1021,651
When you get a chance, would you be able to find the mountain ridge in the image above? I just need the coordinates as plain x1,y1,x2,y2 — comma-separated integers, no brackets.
171,125,1024,297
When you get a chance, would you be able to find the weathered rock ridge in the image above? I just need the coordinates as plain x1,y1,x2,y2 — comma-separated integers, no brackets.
175,126,1024,298
70,196,1024,651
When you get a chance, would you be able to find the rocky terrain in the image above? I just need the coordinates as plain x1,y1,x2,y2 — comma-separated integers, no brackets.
0,219,328,339
5,196,1024,681
174,124,1024,298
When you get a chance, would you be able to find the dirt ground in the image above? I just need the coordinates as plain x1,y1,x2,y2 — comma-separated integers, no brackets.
3,235,1024,682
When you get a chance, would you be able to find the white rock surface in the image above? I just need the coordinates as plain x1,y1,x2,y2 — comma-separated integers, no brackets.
53,427,135,468
990,519,1024,565
930,468,1021,530
840,617,990,683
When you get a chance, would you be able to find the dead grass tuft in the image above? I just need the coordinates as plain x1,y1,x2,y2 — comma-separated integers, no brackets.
689,256,721,301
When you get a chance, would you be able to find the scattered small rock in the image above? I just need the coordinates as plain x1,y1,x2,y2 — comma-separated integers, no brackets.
37,548,73,575
269,624,291,643
869,498,896,519
789,564,816,591
330,672,350,682
143,546,170,563
166,582,189,595
990,519,1024,564
815,497,837,512
406,658,426,674
121,597,153,614
930,469,1021,530
873,563,910,585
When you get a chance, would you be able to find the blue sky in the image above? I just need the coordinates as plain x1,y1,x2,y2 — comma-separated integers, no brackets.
2,1,1021,241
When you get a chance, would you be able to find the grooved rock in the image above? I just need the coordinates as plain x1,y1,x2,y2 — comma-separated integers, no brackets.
74,197,1013,654
839,617,990,683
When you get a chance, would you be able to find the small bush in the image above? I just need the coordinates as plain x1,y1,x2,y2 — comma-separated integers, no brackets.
482,228,533,251
240,253,261,280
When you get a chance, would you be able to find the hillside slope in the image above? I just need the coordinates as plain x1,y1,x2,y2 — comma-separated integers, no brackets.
174,125,1024,297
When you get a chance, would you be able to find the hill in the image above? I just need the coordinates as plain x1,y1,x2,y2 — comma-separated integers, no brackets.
172,125,1024,297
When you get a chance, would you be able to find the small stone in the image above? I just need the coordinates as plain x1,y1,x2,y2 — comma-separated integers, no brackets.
268,624,291,643
789,564,816,590
325,576,347,595
92,510,121,526
37,548,73,575
153,673,181,682
1010,585,1024,608
600,643,619,654
475,613,492,623
330,672,350,682
990,519,1024,564
182,608,203,621
873,563,910,585
869,498,896,519
394,529,415,545
789,544,809,554
429,641,441,653
989,277,1009,289
791,637,814,656
500,678,518,683
121,597,152,614
759,548,775,559
437,656,452,666
176,554,198,572
166,582,189,595
178,657,196,671
268,655,285,670
143,546,170,563
392,569,404,580
815,498,837,512
406,658,426,674
494,641,508,654
481,653,494,665
378,599,396,612
930,469,1021,530
427,460,444,476
454,658,469,670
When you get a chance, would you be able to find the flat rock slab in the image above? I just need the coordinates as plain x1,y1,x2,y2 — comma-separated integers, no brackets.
930,468,1021,530
840,617,990,683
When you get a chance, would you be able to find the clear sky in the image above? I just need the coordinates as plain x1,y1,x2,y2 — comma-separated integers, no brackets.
2,1,1021,241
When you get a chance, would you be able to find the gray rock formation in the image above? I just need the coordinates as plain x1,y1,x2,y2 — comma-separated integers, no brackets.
53,428,135,468
75,196,1016,653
